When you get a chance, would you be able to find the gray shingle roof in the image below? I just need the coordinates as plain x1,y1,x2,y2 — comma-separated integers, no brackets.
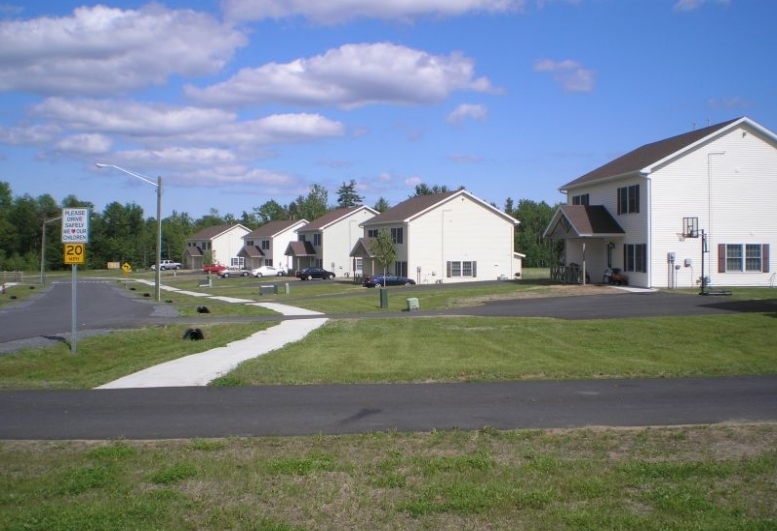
362,192,458,225
244,219,306,239
300,206,376,232
544,205,625,238
561,118,741,190
187,224,248,241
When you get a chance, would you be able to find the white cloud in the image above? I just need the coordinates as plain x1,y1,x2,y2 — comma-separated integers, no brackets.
404,175,424,188
0,4,246,95
533,59,595,92
185,42,498,109
29,98,344,147
0,123,60,145
55,133,112,155
32,98,235,136
673,0,730,12
221,0,524,24
447,103,488,124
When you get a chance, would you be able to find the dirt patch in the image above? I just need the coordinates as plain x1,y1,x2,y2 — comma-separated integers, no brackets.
454,284,618,307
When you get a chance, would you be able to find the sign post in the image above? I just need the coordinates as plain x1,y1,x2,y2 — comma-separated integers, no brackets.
62,208,90,353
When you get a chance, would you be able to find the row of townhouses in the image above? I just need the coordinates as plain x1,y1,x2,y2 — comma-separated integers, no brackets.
183,116,776,288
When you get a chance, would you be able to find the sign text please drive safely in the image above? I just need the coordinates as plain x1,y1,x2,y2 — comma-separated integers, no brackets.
61,208,89,243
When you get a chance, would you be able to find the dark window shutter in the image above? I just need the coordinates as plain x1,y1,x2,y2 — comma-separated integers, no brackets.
763,244,770,273
718,244,726,273
446,261,451,278
473,261,477,278
617,189,621,215
635,185,640,213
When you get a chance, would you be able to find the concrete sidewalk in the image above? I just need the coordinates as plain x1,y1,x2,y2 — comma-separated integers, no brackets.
96,281,327,389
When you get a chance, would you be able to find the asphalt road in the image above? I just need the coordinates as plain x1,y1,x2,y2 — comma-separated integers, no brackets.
2,376,776,439
0,280,163,351
1,280,775,439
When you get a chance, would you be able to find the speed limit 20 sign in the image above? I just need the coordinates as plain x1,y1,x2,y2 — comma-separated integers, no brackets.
64,243,85,265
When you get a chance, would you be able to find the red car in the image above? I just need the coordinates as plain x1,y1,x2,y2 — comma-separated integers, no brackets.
203,263,227,274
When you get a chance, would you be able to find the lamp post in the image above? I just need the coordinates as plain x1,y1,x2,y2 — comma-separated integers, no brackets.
95,163,162,302
40,215,62,285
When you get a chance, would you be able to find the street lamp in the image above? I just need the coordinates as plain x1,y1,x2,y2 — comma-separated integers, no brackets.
95,163,162,302
41,215,62,285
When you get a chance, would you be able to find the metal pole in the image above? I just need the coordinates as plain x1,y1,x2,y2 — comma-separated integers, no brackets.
41,222,46,286
71,264,77,353
95,164,163,302
155,175,162,302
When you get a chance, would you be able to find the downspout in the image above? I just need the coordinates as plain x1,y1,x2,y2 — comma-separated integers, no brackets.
641,170,652,288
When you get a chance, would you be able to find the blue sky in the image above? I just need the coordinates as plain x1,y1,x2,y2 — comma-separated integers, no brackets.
1,0,774,220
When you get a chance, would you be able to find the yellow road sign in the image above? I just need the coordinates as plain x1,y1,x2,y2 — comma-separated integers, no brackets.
121,262,132,276
64,243,85,265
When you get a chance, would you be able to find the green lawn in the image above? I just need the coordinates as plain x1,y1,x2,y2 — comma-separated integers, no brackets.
1,424,775,531
215,312,777,385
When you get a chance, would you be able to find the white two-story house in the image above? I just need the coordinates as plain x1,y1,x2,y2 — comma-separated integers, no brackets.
238,219,307,272
183,224,250,270
352,190,521,284
286,206,378,277
544,117,776,289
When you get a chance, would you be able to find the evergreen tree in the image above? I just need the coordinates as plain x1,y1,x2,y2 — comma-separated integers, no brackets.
373,197,390,213
336,179,363,208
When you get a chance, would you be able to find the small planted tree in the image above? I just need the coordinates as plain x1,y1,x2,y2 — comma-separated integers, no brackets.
368,228,396,288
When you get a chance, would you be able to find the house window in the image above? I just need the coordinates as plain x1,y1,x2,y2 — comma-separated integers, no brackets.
354,257,363,272
617,185,640,214
230,257,244,268
719,244,770,273
394,261,408,277
367,229,379,238
623,244,647,273
391,227,404,244
572,194,589,206
261,240,270,250
313,233,322,247
446,261,478,278
245,240,254,246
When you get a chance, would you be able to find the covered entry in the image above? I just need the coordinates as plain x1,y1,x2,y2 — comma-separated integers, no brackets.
543,205,625,284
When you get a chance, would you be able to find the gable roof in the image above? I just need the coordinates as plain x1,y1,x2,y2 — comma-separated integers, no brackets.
244,219,307,239
298,206,378,232
284,240,317,257
543,205,625,239
560,117,754,191
364,190,518,226
237,245,265,258
349,237,376,258
187,223,250,241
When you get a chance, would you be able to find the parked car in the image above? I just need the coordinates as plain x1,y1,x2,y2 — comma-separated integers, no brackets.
219,267,250,278
363,275,416,288
296,267,335,280
151,259,181,271
251,265,284,277
203,263,227,274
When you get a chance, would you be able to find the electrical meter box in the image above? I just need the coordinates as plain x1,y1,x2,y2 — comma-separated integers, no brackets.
667,252,676,262
684,258,692,267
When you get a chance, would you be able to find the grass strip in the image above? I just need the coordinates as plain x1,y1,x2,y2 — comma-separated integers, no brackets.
1,424,775,530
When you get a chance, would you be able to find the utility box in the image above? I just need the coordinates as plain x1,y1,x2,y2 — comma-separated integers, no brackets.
379,288,389,309
260,284,277,295
406,297,419,311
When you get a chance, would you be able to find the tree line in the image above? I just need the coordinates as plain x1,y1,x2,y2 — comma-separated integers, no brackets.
0,180,562,272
